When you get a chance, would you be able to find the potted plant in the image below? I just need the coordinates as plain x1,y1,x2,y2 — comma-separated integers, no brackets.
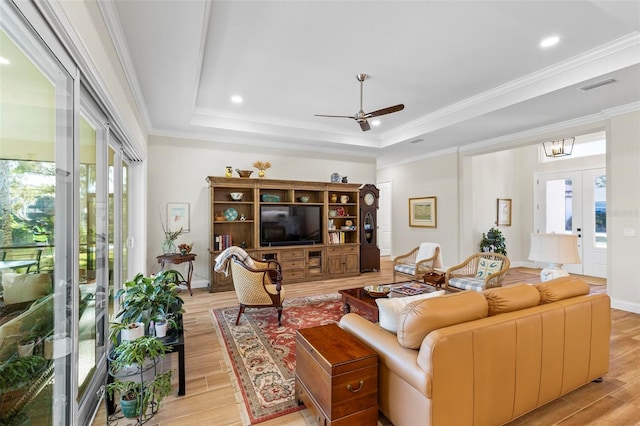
0,355,50,420
17,332,38,357
107,334,173,421
480,226,507,255
105,380,141,419
115,270,185,338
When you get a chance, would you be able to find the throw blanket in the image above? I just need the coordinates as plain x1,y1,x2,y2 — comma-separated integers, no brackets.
417,242,443,268
214,246,256,276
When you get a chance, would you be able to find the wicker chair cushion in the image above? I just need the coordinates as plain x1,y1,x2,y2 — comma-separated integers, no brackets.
448,277,486,292
394,264,416,275
475,258,503,279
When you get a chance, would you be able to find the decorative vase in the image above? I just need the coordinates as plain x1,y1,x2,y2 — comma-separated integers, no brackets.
258,169,265,178
162,239,177,254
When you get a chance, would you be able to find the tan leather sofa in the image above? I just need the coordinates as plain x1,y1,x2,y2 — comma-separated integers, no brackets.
339,276,611,426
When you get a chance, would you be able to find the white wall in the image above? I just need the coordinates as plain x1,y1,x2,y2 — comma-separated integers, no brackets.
377,153,459,266
146,135,377,286
608,110,640,313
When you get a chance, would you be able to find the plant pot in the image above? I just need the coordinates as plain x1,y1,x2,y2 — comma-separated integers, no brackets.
154,321,168,338
17,341,35,357
119,396,139,419
120,323,145,342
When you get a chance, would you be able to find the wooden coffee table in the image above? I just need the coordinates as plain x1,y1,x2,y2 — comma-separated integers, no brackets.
339,282,451,323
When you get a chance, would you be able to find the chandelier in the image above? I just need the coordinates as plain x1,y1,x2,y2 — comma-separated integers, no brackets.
543,137,574,158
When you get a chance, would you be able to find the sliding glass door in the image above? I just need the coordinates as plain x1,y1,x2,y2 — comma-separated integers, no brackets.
1,2,134,424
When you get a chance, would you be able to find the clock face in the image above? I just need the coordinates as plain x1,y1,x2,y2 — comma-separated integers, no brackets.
364,192,375,206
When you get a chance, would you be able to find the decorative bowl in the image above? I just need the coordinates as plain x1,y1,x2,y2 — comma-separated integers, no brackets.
236,169,253,178
299,196,310,203
364,285,391,298
230,192,243,201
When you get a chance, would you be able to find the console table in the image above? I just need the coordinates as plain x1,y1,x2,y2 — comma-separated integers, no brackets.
156,253,196,295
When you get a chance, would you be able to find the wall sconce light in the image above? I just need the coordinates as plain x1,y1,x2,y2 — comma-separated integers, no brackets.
528,233,582,281
543,137,574,158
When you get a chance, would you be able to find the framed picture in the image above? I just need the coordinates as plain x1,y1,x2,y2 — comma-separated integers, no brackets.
409,196,437,228
167,203,190,233
497,198,512,226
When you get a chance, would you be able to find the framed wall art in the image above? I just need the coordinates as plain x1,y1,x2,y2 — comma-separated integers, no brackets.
497,198,512,226
409,196,437,228
167,202,190,232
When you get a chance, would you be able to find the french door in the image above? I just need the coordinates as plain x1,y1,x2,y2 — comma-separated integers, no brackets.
535,168,606,278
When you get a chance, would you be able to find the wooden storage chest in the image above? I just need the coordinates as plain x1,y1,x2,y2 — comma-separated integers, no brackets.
295,323,378,425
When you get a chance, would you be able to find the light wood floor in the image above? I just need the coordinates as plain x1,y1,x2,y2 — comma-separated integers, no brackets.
94,259,640,425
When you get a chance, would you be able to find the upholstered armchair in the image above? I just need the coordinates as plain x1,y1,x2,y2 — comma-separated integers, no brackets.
445,252,510,292
230,255,285,326
393,242,442,282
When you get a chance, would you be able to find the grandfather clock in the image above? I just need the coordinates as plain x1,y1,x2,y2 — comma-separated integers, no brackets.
359,184,380,272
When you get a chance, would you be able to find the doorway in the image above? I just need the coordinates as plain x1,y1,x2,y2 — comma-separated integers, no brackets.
376,181,392,256
534,168,606,278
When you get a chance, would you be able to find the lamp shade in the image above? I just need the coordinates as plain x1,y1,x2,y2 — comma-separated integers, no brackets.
528,233,581,264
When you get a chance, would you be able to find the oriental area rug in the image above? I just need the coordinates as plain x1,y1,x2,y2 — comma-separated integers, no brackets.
210,293,345,425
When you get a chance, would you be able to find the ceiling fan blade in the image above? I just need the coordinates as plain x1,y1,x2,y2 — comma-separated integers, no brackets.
366,104,405,118
359,120,371,131
314,114,356,119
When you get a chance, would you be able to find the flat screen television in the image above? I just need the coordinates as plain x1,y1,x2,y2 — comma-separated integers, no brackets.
260,205,322,246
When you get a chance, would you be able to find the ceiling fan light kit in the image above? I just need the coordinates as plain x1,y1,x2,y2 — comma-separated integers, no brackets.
314,73,404,131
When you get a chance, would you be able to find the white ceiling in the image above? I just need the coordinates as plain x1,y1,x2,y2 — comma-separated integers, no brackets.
103,1,640,166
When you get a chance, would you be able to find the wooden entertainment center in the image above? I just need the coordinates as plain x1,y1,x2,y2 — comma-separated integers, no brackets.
206,176,361,292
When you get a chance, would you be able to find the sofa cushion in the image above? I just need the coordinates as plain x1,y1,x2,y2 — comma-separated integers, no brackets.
483,283,540,316
475,258,503,279
2,273,52,305
376,290,445,334
397,291,488,349
535,276,590,303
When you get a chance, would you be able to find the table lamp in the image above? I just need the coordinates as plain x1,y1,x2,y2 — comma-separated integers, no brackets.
528,233,581,282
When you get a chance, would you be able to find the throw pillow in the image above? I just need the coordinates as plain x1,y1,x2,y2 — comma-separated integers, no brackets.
476,258,503,279
3,273,52,305
375,290,445,334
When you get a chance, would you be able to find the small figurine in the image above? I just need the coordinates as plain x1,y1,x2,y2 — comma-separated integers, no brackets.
240,213,246,221
225,166,233,178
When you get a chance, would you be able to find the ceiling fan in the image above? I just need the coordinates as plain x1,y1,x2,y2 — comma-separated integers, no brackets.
314,73,404,131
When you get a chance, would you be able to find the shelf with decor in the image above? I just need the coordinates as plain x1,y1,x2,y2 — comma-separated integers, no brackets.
206,176,361,292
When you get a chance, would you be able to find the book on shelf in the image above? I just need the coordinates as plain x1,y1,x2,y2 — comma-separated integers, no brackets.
214,234,232,251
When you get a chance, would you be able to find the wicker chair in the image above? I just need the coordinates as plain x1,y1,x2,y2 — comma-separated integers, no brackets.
393,243,442,282
230,255,285,326
445,252,510,292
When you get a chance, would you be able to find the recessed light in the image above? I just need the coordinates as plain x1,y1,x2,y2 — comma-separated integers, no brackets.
371,120,380,126
0,56,10,65
231,95,243,104
540,36,559,48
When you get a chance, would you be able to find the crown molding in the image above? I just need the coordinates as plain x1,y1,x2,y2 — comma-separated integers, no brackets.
383,32,640,148
97,0,152,132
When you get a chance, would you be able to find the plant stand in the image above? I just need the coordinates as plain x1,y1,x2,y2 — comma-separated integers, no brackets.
106,352,162,425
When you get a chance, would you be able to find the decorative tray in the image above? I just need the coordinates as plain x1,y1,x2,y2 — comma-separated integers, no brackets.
363,285,391,298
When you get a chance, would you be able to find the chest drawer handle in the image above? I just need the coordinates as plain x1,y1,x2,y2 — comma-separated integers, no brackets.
347,380,364,393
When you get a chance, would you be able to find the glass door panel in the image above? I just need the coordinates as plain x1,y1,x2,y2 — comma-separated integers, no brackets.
0,4,74,424
77,115,97,399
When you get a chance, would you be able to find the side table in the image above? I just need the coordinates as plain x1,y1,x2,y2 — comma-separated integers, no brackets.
296,323,378,425
156,253,196,295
